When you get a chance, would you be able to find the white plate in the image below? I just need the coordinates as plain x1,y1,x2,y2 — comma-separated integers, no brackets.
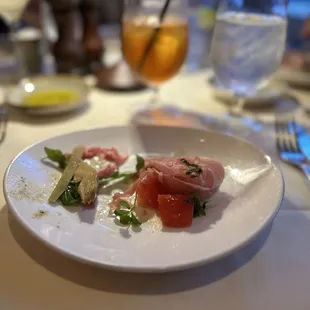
3,125,284,272
208,76,285,106
7,75,90,116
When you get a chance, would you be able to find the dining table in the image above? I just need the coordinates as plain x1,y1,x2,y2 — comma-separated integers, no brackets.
1,69,310,310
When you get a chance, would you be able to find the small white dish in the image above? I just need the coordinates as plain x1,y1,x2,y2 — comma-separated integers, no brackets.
7,75,90,116
208,75,285,106
3,125,284,272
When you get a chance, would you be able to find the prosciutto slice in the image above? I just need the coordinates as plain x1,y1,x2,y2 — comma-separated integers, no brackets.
144,156,224,199
82,147,128,178
83,147,128,166
109,156,225,208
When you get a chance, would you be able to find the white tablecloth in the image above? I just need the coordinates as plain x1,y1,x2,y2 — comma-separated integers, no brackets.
1,71,310,310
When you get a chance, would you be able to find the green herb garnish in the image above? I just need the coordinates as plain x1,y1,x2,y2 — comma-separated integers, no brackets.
59,181,82,205
114,199,142,227
180,158,202,178
99,171,134,185
136,155,145,172
44,147,70,169
186,193,209,218
119,199,131,209
100,155,145,185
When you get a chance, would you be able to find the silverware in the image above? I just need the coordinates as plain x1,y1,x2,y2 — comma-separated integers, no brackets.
275,118,310,181
0,105,8,144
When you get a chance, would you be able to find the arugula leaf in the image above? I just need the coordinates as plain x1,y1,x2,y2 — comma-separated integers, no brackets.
108,171,120,178
44,147,69,169
119,173,135,184
44,147,64,162
131,213,142,227
119,200,131,209
186,193,208,218
194,202,207,217
99,171,134,185
114,209,130,217
114,199,142,227
99,155,145,186
59,181,81,205
136,155,145,172
119,214,133,225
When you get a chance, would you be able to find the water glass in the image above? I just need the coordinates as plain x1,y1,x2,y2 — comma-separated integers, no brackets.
210,0,287,114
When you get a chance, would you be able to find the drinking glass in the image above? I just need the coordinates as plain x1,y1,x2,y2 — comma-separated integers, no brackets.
210,0,287,116
122,0,188,108
0,0,30,79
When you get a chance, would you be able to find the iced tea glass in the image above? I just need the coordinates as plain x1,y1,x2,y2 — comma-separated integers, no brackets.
122,0,188,108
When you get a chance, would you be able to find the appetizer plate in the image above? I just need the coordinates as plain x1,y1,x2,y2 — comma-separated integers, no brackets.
3,125,284,272
208,75,285,106
7,75,90,116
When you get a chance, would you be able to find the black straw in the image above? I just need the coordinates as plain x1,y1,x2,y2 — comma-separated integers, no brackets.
137,0,172,72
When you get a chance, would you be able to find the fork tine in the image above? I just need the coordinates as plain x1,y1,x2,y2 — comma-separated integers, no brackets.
286,119,299,152
275,117,307,158
275,118,297,153
275,118,283,150
275,120,283,152
290,120,303,153
275,119,290,152
275,117,309,168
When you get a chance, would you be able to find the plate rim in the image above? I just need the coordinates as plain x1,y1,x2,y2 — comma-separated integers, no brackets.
3,125,285,272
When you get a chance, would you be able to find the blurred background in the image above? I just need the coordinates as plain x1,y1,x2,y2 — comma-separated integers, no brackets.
0,0,309,95
0,0,308,80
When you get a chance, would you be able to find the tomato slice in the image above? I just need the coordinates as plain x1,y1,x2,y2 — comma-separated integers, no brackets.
158,194,193,228
136,173,166,209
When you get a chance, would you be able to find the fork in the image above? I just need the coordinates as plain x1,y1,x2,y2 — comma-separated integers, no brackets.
275,118,310,181
0,104,8,144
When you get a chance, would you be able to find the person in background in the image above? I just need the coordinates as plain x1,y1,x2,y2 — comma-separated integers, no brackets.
282,15,310,72
302,16,310,39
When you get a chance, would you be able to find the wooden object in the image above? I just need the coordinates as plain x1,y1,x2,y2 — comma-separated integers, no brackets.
302,17,310,39
46,0,84,74
80,0,104,73
46,0,146,91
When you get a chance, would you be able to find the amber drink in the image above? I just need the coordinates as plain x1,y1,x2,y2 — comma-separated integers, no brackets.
122,16,188,86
